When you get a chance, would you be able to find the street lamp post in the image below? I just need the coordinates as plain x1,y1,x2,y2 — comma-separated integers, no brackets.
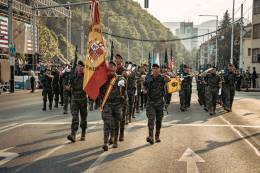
199,15,219,68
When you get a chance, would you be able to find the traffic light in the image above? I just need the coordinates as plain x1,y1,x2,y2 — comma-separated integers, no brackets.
144,0,149,8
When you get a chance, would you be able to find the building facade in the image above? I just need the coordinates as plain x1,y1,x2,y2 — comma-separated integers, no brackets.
252,0,260,65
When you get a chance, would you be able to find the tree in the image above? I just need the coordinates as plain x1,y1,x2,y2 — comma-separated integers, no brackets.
38,23,60,60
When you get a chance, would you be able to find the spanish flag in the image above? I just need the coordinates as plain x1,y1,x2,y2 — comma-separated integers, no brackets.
83,0,108,100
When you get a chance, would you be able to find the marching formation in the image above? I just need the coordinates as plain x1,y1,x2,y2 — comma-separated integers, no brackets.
37,0,237,152
38,52,237,152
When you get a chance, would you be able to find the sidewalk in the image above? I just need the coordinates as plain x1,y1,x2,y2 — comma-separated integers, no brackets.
240,88,260,92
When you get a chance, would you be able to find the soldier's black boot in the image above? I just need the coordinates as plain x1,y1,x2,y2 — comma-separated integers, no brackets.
146,130,154,145
55,101,58,108
49,102,53,110
155,131,161,143
102,134,109,151
67,132,76,143
42,102,47,111
119,128,124,142
113,133,119,148
80,130,86,141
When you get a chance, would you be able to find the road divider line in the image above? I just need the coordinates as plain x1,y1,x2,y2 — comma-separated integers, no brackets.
0,123,25,134
220,116,260,157
0,123,18,130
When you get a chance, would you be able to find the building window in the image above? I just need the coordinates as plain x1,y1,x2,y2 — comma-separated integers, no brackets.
248,48,251,56
254,0,260,15
252,48,260,63
253,24,260,39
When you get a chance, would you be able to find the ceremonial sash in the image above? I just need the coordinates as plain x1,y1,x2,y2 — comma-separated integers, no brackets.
100,77,117,112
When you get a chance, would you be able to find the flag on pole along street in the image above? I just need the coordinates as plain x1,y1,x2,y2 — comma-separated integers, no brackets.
164,48,168,66
169,48,175,70
83,0,108,100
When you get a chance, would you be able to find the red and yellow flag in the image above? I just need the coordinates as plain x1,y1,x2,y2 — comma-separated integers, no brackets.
83,0,108,100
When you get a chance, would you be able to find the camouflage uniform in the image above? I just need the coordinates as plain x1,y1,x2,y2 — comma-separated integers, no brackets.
144,74,166,143
39,73,53,111
62,71,71,114
204,73,221,114
52,70,60,108
135,69,143,113
127,71,137,123
223,71,236,111
101,75,126,149
196,75,205,106
70,73,88,138
179,74,192,111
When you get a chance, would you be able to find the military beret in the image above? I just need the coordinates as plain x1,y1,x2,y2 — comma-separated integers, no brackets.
115,54,123,59
77,60,85,67
152,64,160,68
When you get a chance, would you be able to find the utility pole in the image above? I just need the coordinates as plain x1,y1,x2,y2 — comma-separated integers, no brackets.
215,16,218,68
32,2,37,71
127,39,130,61
231,0,235,64
141,38,143,64
239,4,244,69
8,0,14,93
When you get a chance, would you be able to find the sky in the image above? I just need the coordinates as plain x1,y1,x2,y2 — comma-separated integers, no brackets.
134,0,253,25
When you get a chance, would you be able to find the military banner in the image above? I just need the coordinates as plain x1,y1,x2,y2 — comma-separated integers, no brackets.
83,0,108,100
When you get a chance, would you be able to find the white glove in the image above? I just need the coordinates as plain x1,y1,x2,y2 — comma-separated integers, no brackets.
118,80,125,87
218,88,222,95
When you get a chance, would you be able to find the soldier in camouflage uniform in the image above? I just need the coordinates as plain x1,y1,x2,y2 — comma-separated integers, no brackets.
179,65,193,112
126,63,137,123
115,55,128,142
144,64,170,144
61,65,72,114
223,64,236,112
39,68,54,111
196,70,205,106
67,61,88,143
101,61,126,151
51,67,60,108
204,67,222,116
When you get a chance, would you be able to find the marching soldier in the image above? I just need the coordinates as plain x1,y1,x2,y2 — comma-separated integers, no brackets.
196,70,205,106
179,65,192,112
115,54,128,142
67,61,88,143
204,67,222,116
223,64,236,112
126,63,137,123
144,64,170,144
187,67,193,108
51,66,60,108
100,61,126,151
61,65,72,114
39,67,54,111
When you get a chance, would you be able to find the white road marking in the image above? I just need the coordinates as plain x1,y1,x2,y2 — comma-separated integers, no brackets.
24,121,102,125
13,121,103,173
0,123,25,134
220,116,260,157
179,148,205,173
0,147,19,167
20,121,260,129
0,123,18,130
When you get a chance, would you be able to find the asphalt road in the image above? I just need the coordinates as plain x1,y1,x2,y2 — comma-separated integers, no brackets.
0,89,260,173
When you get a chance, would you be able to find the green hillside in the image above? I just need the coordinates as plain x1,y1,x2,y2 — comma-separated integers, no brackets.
39,0,192,66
